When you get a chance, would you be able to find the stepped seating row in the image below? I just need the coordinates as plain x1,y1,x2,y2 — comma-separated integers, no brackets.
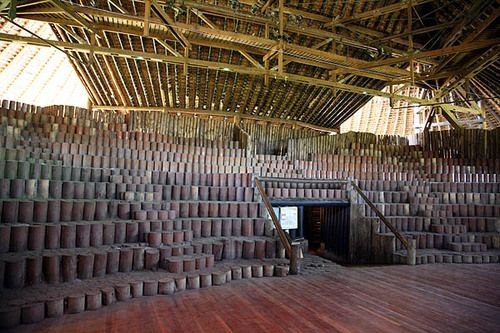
0,233,279,290
0,260,289,329
0,178,256,203
394,250,500,265
370,216,499,235
312,153,500,171
265,188,347,200
0,217,269,254
0,199,262,223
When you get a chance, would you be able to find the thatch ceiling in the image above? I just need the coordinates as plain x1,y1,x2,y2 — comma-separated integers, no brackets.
0,0,498,130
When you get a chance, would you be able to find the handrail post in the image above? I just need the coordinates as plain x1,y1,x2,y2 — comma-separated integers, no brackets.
290,242,301,275
407,238,417,265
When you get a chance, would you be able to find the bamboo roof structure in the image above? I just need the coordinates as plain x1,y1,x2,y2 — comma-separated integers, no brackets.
0,0,498,131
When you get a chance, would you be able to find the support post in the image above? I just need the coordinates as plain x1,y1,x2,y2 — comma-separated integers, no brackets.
289,242,301,275
407,238,416,265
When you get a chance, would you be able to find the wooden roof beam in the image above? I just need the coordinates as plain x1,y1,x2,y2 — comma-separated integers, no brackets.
150,0,191,49
191,7,263,69
48,0,101,37
0,31,481,116
325,0,433,27
332,37,500,75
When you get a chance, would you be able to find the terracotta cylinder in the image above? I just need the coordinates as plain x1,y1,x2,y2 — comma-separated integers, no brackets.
254,219,265,236
90,223,103,247
83,201,96,221
73,182,85,199
2,200,18,223
101,287,116,306
10,179,26,199
66,294,85,314
148,232,162,247
229,203,238,218
49,180,62,199
275,266,289,277
212,271,226,286
71,201,84,221
232,219,242,236
84,182,95,200
27,224,45,251
143,280,159,296
0,307,21,329
195,255,206,270
44,224,60,250
119,248,133,272
114,222,126,244
144,249,160,271
242,219,253,236
106,249,119,274
187,274,200,290
126,222,139,243
223,239,235,260
201,220,211,237
266,239,276,258
243,240,255,259
93,252,107,277
61,224,76,248
183,257,196,272
46,297,64,318
222,219,232,236
117,203,130,220
33,200,48,223
255,240,266,259
202,242,213,255
25,179,37,199
0,225,10,253
95,201,108,220
130,281,143,298
205,254,214,268
10,224,29,252
231,266,242,280
132,247,144,270
47,200,61,222
115,284,131,301
200,272,212,288
234,239,243,259
158,278,175,295
86,290,103,311
62,254,77,282
103,223,115,245
4,161,17,179
212,219,222,237
76,223,91,248
241,265,252,279
62,182,74,199
213,242,224,261
21,302,45,324
60,201,73,222
26,256,43,285
166,258,183,273
174,276,186,292
18,200,33,223
43,254,60,284
78,253,94,280
38,180,49,199
252,265,263,278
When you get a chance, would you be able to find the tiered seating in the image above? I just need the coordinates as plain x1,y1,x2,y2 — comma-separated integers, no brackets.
256,144,500,265
0,103,289,329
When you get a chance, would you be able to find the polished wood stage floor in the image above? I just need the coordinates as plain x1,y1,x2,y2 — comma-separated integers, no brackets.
11,264,500,333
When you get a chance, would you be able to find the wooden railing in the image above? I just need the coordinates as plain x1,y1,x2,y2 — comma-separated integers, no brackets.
254,177,292,256
350,182,409,250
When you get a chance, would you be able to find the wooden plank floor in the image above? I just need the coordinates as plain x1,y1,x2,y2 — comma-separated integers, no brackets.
10,264,500,333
